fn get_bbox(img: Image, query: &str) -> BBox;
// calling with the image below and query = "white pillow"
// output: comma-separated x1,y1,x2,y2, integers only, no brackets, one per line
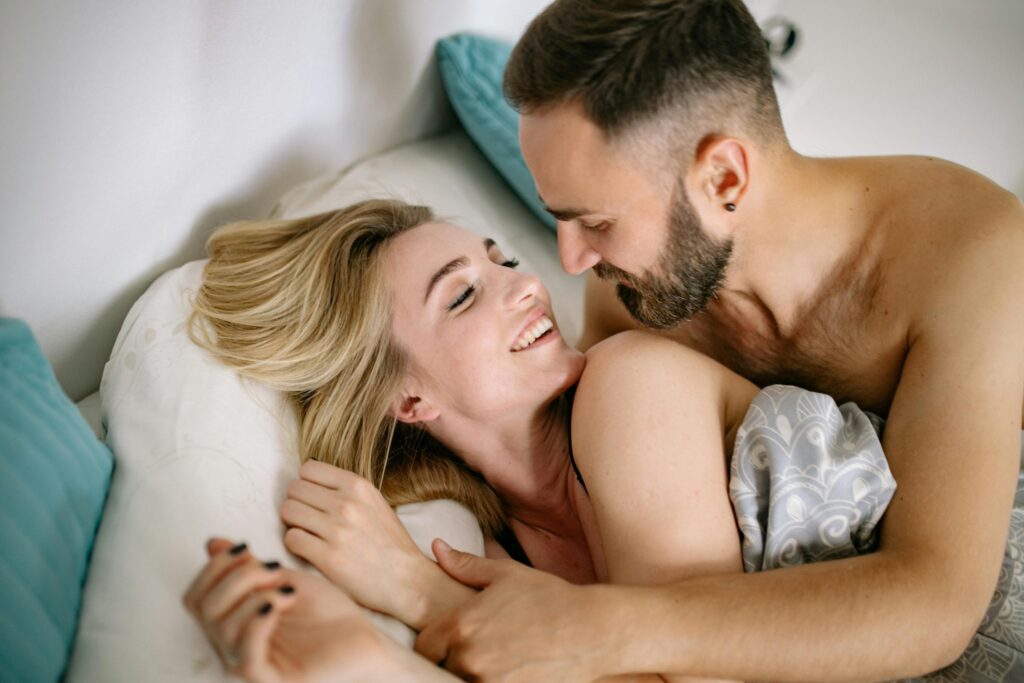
65,258,483,682
66,129,584,683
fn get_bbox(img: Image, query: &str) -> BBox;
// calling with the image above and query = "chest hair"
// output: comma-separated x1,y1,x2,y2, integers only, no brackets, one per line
683,246,908,415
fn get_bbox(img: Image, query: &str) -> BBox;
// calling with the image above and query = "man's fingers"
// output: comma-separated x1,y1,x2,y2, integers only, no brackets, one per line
414,616,451,664
433,538,505,589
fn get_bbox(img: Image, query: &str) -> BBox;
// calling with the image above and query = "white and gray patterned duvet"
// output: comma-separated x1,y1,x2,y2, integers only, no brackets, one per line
729,385,1024,682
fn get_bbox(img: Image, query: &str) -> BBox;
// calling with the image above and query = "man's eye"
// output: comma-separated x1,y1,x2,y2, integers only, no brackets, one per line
502,258,520,269
448,285,476,311
581,221,609,232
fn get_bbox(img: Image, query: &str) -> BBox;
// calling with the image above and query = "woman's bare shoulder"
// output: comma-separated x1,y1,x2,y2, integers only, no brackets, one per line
581,330,730,388
574,332,720,423
573,331,756,443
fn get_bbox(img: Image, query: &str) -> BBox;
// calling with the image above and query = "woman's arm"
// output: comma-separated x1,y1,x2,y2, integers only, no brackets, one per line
572,331,755,683
572,330,752,585
183,537,457,682
280,460,476,630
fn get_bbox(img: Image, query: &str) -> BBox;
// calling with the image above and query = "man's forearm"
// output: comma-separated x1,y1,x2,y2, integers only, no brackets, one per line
589,550,977,682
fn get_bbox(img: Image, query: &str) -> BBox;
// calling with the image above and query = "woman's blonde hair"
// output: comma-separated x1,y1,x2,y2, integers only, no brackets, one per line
188,199,506,535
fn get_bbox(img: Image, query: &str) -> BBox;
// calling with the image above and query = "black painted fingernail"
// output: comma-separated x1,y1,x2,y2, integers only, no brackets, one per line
258,602,273,616
263,560,281,570
278,584,295,595
228,542,248,556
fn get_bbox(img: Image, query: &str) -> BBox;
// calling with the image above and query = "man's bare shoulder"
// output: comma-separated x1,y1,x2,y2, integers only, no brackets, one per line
868,155,1020,230
866,156,1023,309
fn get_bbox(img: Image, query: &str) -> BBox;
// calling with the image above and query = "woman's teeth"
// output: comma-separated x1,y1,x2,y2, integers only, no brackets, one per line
512,316,554,351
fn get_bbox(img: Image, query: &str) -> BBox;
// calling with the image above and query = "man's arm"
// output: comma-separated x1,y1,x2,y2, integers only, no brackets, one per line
604,222,1024,680
418,223,1024,681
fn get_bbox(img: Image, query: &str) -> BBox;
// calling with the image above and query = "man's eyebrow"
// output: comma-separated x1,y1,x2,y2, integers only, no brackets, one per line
538,194,588,222
424,238,497,304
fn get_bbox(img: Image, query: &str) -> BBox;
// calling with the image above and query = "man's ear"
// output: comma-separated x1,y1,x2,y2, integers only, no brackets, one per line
391,393,441,425
690,136,749,217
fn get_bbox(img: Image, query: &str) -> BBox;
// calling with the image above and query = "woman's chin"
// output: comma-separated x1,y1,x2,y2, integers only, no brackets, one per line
555,348,587,391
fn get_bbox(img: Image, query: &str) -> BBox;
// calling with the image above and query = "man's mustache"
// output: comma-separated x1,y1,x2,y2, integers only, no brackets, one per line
593,262,637,286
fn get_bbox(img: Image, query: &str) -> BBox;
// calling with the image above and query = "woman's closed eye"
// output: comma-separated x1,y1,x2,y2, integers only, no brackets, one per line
448,285,476,311
447,257,520,311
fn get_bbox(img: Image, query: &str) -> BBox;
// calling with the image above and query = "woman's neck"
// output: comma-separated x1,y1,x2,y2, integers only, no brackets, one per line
498,393,581,535
441,391,582,537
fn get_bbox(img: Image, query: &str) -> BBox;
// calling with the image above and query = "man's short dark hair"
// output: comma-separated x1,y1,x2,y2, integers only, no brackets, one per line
505,0,784,153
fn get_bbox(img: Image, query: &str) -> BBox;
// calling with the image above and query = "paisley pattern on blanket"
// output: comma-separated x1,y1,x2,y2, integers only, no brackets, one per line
729,385,1024,682
729,385,895,573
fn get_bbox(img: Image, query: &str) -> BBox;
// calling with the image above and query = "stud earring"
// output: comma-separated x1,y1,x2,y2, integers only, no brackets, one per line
725,202,737,212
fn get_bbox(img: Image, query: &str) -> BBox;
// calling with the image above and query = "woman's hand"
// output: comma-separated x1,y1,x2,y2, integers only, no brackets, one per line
183,538,395,683
279,460,450,627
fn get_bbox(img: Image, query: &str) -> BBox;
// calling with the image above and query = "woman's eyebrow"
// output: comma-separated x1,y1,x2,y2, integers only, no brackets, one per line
423,238,496,304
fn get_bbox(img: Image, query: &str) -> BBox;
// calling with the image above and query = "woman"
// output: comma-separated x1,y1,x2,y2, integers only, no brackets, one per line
180,199,862,681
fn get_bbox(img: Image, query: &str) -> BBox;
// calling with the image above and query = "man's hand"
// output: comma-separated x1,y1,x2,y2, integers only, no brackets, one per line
416,540,610,682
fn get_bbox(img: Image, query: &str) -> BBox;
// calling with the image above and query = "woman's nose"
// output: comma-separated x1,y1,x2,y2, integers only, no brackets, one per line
557,222,602,275
505,269,542,308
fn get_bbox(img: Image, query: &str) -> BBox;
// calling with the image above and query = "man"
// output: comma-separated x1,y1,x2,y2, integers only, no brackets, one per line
416,0,1024,680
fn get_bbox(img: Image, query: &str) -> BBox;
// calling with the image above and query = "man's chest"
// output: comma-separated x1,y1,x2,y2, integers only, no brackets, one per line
672,289,910,416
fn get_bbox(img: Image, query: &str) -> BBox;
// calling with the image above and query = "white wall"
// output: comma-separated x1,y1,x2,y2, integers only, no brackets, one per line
773,0,1024,192
0,0,550,401
1,0,1022,401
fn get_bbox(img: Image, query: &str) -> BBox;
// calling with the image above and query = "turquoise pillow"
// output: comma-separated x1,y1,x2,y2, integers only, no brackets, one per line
436,33,556,232
0,318,113,683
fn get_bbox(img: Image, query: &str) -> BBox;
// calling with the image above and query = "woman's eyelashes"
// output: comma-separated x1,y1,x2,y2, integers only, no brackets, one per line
446,257,520,311
448,285,476,311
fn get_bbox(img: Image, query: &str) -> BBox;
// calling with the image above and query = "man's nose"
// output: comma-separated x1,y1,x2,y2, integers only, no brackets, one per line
556,222,601,275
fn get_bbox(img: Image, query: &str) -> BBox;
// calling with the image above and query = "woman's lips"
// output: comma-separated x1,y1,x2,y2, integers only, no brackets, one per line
513,326,560,352
511,313,556,351
511,307,549,349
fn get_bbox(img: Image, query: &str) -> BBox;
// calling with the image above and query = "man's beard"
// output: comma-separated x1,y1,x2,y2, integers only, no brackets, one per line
594,186,733,330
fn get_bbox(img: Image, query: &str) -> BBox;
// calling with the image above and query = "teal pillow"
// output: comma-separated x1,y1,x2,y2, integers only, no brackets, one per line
0,318,113,683
436,33,556,232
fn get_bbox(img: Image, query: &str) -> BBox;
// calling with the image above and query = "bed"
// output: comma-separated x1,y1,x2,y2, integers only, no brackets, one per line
63,125,581,683
2,3,1023,682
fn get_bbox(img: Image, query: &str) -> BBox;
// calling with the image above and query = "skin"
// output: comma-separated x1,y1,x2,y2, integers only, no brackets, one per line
412,100,1024,681
182,538,454,682
186,222,763,682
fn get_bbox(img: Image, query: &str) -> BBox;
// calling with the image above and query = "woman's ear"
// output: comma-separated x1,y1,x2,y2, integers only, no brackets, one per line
391,394,441,425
